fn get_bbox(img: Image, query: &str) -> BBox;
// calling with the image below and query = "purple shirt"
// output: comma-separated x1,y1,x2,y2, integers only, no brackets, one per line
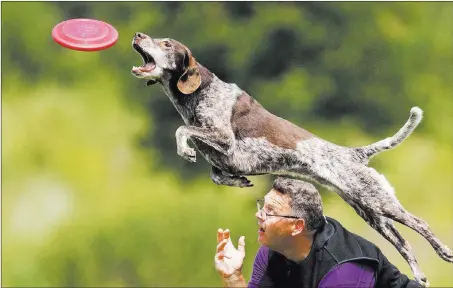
249,246,376,288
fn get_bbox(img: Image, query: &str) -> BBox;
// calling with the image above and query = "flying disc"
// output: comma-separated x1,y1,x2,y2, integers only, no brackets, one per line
52,18,118,51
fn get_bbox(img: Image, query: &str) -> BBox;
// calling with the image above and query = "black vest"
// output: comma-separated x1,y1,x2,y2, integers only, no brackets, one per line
260,217,418,288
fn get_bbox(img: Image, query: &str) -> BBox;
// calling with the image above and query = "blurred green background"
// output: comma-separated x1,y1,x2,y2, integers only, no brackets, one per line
2,2,453,287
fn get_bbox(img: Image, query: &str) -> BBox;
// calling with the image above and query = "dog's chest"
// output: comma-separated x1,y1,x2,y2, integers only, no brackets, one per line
166,77,242,126
162,86,198,124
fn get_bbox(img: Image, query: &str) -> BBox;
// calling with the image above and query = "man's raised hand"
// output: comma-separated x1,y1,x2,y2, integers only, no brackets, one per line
214,228,246,279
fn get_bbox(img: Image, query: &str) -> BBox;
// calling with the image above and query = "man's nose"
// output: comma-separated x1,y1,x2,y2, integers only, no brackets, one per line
256,210,264,220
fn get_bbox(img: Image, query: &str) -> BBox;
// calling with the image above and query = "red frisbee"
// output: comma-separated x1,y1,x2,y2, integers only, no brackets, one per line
52,18,118,51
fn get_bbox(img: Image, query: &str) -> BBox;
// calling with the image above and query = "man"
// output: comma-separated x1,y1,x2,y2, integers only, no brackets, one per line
214,177,423,288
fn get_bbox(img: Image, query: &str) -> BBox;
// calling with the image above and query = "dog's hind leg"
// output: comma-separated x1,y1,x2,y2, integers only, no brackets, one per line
381,219,428,286
382,205,453,264
348,202,427,286
210,166,253,188
340,164,453,264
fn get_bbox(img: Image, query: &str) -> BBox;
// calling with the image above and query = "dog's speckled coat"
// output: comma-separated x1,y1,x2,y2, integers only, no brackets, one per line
131,33,453,286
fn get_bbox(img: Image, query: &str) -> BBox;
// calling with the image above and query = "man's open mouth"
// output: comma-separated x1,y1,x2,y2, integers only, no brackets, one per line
133,44,156,72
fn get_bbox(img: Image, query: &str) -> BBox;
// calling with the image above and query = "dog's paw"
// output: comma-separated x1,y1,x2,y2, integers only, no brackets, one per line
440,246,453,262
415,273,429,287
210,172,254,188
232,175,254,188
178,147,196,163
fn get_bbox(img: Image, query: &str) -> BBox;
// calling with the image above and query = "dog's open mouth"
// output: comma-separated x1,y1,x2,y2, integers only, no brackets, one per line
133,44,156,72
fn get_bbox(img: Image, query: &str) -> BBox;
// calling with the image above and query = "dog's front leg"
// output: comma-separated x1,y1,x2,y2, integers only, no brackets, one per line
175,125,235,163
210,166,254,188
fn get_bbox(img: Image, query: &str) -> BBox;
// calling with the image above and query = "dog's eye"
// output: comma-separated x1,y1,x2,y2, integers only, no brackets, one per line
162,41,171,48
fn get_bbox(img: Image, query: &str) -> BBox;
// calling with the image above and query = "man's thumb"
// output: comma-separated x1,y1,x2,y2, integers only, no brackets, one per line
238,236,245,253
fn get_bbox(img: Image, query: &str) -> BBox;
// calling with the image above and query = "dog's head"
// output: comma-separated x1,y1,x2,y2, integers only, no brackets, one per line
131,32,201,94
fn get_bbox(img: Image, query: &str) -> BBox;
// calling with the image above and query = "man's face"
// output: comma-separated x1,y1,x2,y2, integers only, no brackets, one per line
256,189,298,249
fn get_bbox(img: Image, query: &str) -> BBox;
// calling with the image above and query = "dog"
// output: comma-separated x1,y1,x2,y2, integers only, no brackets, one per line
131,32,453,286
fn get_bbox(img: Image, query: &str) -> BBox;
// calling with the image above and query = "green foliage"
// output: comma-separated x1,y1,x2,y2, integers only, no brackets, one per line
2,2,452,287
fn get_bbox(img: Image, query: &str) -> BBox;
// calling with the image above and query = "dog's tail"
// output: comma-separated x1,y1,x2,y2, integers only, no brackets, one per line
359,107,423,159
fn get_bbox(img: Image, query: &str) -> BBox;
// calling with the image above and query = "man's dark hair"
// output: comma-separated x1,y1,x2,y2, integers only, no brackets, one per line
272,177,325,231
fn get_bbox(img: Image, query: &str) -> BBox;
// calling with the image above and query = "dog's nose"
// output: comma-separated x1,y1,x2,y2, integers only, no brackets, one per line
135,32,146,39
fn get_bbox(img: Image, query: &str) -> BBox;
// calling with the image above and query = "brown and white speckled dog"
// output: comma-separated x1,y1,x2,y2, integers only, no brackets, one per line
131,32,452,286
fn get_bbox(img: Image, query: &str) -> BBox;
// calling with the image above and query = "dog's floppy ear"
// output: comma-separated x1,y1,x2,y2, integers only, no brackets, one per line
177,49,201,95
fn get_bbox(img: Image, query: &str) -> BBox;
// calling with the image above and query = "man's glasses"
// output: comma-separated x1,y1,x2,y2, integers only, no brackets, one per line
256,199,300,221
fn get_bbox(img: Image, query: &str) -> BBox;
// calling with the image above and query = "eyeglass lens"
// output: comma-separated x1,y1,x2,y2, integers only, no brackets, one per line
257,200,266,220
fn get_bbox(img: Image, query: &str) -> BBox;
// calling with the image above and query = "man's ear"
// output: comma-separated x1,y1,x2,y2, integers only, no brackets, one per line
291,219,306,236
177,49,201,94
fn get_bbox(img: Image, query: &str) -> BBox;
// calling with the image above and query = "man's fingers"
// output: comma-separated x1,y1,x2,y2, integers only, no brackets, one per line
238,236,246,253
216,239,228,253
216,251,225,260
217,228,224,243
223,229,230,241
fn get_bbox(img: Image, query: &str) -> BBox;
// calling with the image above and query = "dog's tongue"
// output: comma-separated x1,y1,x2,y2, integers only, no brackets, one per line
140,62,155,72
